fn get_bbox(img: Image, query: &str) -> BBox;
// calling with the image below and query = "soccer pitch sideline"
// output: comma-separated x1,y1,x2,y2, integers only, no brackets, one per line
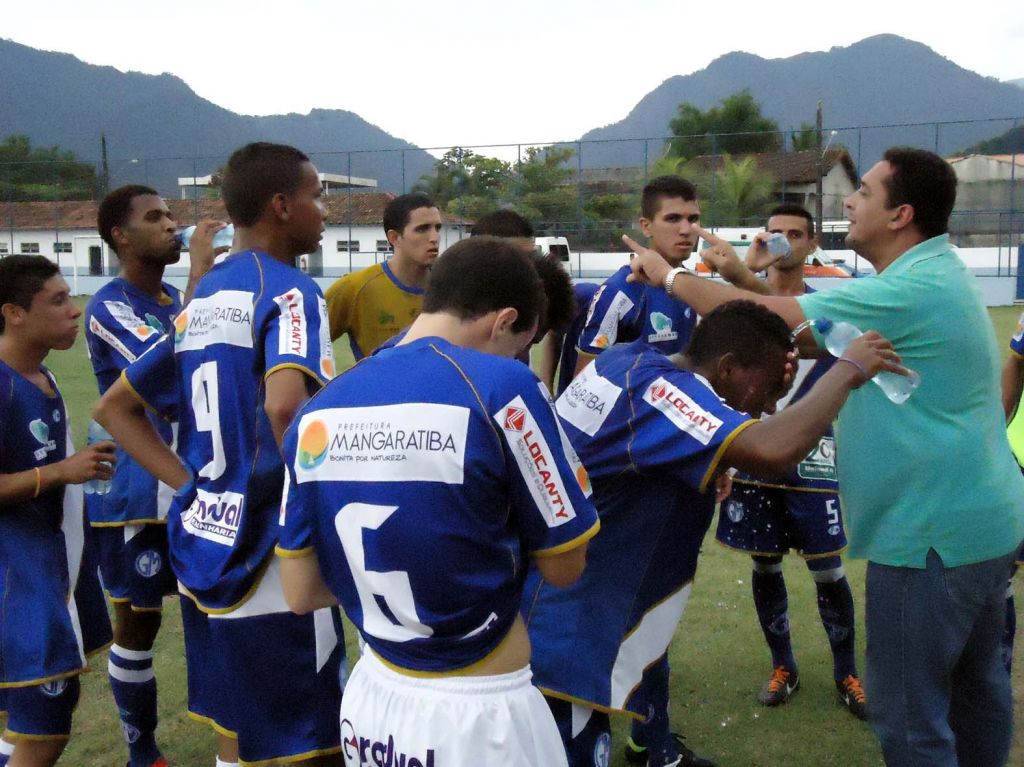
17,299,1024,766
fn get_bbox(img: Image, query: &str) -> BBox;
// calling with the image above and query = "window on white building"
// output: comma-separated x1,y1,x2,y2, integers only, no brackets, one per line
0,243,8,254
20,242,40,254
54,242,72,254
336,240,359,252
376,240,392,253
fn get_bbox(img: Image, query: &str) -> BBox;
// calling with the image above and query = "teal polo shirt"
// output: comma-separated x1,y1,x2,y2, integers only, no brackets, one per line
796,235,1024,567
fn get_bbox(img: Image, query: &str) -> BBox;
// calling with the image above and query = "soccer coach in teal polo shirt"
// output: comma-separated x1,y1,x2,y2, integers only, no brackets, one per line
622,147,1024,767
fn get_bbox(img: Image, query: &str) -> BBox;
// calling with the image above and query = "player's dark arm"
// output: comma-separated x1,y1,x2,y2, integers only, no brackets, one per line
265,368,318,451
280,553,338,613
537,330,562,391
533,542,588,588
94,376,190,490
724,332,903,477
0,444,116,505
182,220,226,304
1001,352,1024,422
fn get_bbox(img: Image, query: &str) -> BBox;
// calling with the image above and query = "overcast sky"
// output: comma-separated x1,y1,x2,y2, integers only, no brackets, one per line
5,0,1023,153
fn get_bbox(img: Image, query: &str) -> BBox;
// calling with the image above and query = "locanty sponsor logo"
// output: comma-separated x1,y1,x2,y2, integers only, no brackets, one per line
90,315,138,362
103,300,157,339
181,489,244,547
274,288,307,357
174,290,254,352
295,404,468,484
341,718,435,767
495,395,576,527
644,377,723,445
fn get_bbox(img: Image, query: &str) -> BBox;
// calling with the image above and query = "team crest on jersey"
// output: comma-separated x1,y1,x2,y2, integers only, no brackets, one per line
495,395,577,527
181,489,245,547
594,732,611,767
725,498,746,523
274,288,307,357
647,311,678,344
29,418,56,460
135,549,163,578
644,377,723,445
297,419,330,469
175,290,254,352
295,404,468,484
340,719,435,767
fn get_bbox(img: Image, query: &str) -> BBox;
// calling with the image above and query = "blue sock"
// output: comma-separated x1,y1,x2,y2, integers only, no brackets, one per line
108,644,162,767
814,575,857,680
631,655,673,766
752,561,797,673
0,736,14,767
1003,583,1016,674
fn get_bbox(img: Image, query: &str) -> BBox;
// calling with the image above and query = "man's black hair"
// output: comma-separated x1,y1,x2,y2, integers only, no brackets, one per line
471,209,534,239
97,184,161,253
221,142,311,227
641,176,698,220
423,237,544,334
532,253,574,336
686,300,793,368
767,203,815,238
383,193,437,237
0,255,61,333
881,147,957,240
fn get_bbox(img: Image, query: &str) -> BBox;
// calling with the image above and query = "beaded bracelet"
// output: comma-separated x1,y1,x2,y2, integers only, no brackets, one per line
837,357,869,383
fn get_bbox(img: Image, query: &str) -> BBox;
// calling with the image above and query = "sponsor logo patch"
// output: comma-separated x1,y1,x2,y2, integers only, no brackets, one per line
643,377,723,445
103,300,157,340
174,290,254,352
539,382,591,497
274,288,307,357
295,404,468,484
340,718,435,767
181,489,245,547
589,290,633,350
89,315,139,362
317,296,336,379
29,418,57,461
495,395,576,527
555,364,621,437
797,436,837,481
647,311,679,344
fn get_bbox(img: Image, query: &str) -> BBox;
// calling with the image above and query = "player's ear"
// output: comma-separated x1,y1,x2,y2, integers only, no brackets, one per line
386,228,401,249
269,192,289,222
491,307,519,340
638,217,652,238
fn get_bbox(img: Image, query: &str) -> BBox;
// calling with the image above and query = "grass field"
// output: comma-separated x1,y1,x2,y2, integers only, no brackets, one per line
18,300,1024,766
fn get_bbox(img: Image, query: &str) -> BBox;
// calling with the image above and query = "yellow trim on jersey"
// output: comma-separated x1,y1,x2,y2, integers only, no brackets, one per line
699,419,758,493
0,667,85,690
536,688,645,722
85,640,113,660
187,710,238,738
90,518,167,527
532,519,601,558
374,623,522,679
713,538,848,560
178,555,272,615
731,477,837,494
129,605,164,614
119,369,160,416
240,745,343,767
105,594,131,603
1011,349,1024,359
429,343,504,450
274,545,315,559
265,362,327,387
3,729,69,742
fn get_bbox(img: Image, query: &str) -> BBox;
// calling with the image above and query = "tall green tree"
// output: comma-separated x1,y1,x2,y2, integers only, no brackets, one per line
713,155,775,225
790,123,819,151
0,135,100,201
666,90,782,160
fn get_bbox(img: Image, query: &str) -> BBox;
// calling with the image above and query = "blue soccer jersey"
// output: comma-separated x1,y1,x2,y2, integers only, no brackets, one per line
525,341,754,716
278,336,599,673
1010,310,1024,357
576,266,696,357
85,278,181,525
124,250,335,612
555,281,600,397
0,362,111,687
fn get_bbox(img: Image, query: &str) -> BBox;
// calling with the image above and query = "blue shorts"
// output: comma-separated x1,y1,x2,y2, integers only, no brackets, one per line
716,480,847,558
95,523,176,610
180,565,344,765
2,676,81,739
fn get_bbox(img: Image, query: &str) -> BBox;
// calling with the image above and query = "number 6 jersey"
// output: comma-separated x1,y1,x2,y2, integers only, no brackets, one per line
123,250,335,612
278,337,599,673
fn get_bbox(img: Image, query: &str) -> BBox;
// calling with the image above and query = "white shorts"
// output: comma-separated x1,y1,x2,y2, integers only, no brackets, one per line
340,649,568,767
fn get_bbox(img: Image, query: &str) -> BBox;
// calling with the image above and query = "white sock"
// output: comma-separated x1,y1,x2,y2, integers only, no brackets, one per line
215,759,239,767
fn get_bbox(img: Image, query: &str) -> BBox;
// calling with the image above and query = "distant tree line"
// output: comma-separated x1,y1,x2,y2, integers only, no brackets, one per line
0,135,101,201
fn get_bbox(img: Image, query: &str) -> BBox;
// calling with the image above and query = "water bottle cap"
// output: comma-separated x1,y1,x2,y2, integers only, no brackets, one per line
814,317,834,334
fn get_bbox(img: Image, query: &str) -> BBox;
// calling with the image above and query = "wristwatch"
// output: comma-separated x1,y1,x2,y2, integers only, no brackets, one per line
663,266,689,295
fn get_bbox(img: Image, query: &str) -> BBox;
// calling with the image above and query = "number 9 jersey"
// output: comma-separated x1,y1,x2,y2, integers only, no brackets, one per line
123,250,335,611
278,336,599,673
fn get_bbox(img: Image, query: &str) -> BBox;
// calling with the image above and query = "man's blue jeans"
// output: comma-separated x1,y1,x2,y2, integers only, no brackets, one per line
865,548,1016,767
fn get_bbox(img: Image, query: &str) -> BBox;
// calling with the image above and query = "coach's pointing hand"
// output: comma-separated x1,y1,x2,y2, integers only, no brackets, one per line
623,235,672,287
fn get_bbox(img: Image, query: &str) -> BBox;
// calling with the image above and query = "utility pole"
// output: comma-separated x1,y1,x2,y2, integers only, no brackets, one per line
815,101,824,237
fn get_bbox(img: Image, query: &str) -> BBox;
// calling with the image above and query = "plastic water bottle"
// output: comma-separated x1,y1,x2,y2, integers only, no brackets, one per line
806,317,920,404
766,232,792,259
176,224,234,251
85,420,114,495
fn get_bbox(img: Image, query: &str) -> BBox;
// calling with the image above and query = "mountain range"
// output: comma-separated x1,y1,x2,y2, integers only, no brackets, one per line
2,34,1023,194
